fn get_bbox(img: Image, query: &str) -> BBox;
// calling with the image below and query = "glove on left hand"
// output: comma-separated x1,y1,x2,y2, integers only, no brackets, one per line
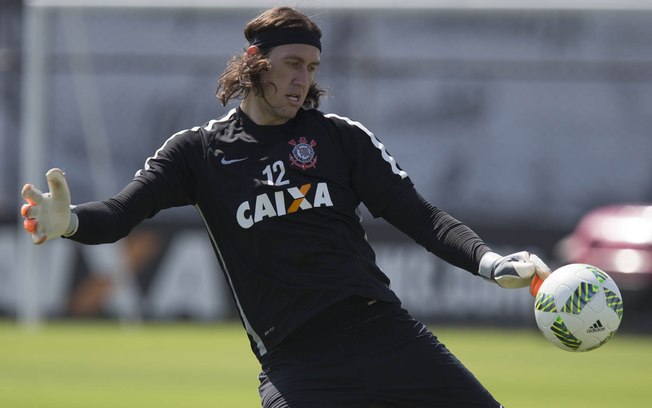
479,251,551,289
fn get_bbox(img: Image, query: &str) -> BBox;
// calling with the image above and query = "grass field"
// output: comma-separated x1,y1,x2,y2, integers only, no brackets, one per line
1,320,651,407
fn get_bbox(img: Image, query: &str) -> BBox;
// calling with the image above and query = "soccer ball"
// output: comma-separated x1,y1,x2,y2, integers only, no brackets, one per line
534,264,624,352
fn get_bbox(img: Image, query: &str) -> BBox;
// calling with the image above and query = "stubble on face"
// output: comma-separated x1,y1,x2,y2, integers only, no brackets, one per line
242,44,320,126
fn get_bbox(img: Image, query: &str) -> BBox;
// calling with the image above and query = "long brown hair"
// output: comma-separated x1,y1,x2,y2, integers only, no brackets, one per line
216,7,327,109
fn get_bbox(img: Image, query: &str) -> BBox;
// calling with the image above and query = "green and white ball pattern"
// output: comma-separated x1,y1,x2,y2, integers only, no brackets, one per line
534,264,623,352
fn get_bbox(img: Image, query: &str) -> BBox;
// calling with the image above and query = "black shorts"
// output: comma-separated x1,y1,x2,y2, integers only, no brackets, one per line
258,298,502,408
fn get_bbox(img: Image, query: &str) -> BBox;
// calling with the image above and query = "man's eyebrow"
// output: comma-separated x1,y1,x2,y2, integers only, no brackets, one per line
285,55,321,66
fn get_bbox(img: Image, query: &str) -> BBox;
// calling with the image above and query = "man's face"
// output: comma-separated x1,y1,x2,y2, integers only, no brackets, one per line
247,43,320,125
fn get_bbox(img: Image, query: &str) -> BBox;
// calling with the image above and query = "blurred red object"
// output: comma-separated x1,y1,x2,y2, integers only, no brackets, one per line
557,204,652,291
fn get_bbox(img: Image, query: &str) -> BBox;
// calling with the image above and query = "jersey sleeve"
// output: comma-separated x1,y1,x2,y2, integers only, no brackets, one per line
380,185,491,274
68,128,203,244
132,127,202,212
69,180,155,244
327,114,413,217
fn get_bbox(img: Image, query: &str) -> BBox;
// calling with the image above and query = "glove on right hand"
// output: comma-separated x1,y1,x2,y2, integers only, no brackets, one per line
479,251,551,289
20,168,75,244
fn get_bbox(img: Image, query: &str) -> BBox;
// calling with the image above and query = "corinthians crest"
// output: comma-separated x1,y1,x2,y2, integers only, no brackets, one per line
288,137,317,170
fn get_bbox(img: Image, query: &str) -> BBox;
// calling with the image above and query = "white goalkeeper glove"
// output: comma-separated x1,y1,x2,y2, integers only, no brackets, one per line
20,168,78,244
478,251,551,289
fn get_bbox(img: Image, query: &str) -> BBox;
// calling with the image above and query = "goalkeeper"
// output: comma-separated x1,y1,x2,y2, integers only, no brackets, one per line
20,6,550,408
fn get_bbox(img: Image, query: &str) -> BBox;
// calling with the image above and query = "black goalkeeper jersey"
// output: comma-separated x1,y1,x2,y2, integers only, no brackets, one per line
143,107,412,356
70,107,490,359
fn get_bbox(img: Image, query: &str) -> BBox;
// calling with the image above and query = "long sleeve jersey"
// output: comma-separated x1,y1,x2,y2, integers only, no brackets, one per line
70,107,490,359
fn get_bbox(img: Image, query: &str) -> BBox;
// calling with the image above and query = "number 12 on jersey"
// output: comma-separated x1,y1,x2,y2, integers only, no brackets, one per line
262,161,290,186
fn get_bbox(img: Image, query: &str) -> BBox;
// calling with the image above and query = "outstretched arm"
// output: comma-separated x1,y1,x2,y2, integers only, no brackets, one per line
67,180,156,244
380,185,550,287
380,185,489,273
21,169,155,245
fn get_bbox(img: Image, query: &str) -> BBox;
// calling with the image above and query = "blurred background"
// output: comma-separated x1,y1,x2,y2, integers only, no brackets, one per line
1,0,651,331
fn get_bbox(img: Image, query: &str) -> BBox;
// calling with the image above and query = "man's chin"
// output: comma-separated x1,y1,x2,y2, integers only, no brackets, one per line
280,106,301,119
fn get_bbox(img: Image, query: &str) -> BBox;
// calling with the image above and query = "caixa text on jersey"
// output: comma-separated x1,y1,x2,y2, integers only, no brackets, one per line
236,182,334,229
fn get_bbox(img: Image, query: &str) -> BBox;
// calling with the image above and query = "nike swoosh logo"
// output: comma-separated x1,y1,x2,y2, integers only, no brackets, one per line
221,157,248,165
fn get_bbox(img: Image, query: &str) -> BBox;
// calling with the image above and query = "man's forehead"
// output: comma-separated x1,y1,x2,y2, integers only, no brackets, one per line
271,44,321,62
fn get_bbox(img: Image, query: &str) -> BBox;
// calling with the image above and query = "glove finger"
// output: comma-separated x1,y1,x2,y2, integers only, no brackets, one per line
23,218,38,234
46,168,71,204
23,213,46,244
494,272,532,288
21,204,32,218
529,254,551,280
511,260,536,279
21,184,44,205
506,251,530,263
28,205,41,219
32,232,47,245
493,258,536,288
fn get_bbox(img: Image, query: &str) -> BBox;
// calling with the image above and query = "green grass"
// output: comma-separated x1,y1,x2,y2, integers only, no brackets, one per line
435,327,652,408
0,321,260,408
0,321,650,407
